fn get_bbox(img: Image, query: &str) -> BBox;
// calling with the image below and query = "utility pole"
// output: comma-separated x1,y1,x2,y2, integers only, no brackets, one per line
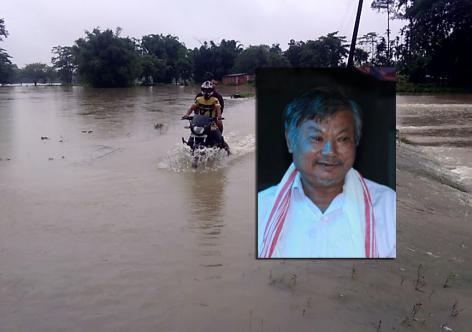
347,0,364,67
386,0,391,64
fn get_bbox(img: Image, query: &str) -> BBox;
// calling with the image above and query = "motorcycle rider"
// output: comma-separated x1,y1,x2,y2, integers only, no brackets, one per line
183,81,228,152
196,79,224,114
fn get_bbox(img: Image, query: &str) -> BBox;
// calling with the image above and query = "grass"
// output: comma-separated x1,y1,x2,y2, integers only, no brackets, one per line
397,75,472,94
443,272,458,288
396,135,416,145
415,264,426,292
396,129,416,145
401,302,424,326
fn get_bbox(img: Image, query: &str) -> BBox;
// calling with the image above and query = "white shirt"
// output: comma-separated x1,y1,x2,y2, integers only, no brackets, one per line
258,173,396,258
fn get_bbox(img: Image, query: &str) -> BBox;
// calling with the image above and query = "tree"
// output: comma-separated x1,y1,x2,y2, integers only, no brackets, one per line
371,0,397,65
285,40,305,67
45,66,58,84
191,42,214,83
354,48,370,66
232,46,266,74
358,32,378,63
20,63,50,85
138,54,169,84
190,39,243,83
297,32,349,67
232,44,289,74
372,37,391,66
72,28,141,87
141,34,191,83
0,18,8,41
51,46,76,84
211,39,243,79
138,54,159,85
267,44,290,67
0,48,15,83
0,18,14,83
398,0,472,85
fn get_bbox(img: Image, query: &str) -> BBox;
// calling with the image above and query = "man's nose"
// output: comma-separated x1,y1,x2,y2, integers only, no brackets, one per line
321,140,334,155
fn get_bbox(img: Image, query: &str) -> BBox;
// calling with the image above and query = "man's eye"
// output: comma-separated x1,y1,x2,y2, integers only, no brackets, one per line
309,136,323,142
339,136,351,142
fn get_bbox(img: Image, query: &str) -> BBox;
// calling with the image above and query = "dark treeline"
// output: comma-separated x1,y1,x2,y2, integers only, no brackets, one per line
0,28,352,87
1,0,471,88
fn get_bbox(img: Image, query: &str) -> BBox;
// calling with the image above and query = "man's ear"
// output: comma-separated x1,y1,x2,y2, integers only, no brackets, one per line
285,130,293,154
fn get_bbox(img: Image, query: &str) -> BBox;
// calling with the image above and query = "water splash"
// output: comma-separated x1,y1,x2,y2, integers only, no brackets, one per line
224,132,255,157
158,133,255,172
451,166,472,180
157,145,226,172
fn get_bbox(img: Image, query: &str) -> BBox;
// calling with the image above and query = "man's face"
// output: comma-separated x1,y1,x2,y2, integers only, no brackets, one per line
286,110,357,189
202,88,212,99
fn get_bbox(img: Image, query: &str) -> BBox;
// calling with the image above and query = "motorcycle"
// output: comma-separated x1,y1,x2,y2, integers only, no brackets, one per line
181,114,230,168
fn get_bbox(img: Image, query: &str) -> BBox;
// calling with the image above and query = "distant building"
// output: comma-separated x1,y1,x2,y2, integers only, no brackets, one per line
222,73,255,85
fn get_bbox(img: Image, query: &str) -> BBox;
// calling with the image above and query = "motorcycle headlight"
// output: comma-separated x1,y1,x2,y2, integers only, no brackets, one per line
193,126,204,135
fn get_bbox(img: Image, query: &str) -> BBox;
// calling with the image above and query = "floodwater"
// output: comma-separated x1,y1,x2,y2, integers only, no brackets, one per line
0,85,259,331
1,87,471,331
397,94,472,191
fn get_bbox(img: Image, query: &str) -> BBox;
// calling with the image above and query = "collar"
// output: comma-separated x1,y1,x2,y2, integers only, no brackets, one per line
291,171,345,215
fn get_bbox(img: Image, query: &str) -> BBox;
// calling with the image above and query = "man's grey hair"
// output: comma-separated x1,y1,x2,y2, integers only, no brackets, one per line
283,87,363,146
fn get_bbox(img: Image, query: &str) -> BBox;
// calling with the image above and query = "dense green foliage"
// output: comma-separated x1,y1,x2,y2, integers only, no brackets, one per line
72,28,140,87
362,0,472,87
285,32,349,67
51,46,76,84
400,0,472,86
140,34,191,84
232,44,289,74
0,48,14,83
191,39,243,82
19,63,55,85
0,18,15,84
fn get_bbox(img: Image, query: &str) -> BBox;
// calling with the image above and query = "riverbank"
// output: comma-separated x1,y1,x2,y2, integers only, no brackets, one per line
397,76,472,94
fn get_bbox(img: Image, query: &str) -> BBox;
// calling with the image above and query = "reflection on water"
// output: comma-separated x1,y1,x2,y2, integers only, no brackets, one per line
183,170,227,269
397,94,472,190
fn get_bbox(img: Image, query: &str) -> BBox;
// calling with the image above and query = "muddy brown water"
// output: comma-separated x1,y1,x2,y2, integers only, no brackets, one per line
397,94,472,191
0,85,259,331
1,87,471,331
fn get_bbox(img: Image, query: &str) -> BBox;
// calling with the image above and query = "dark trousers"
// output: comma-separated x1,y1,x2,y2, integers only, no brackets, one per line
209,128,223,146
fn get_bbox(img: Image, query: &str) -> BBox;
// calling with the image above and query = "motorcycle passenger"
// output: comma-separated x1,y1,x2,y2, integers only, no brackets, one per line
183,81,225,147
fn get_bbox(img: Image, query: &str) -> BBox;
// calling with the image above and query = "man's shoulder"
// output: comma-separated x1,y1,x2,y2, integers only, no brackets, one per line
364,178,396,204
258,185,277,229
258,186,277,215
258,185,277,201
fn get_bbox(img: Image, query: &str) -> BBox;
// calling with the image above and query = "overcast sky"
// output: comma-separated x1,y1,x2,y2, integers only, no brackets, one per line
2,0,406,67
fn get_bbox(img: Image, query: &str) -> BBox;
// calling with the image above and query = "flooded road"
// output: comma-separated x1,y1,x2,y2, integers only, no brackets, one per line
1,88,471,331
0,86,259,331
397,94,472,191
